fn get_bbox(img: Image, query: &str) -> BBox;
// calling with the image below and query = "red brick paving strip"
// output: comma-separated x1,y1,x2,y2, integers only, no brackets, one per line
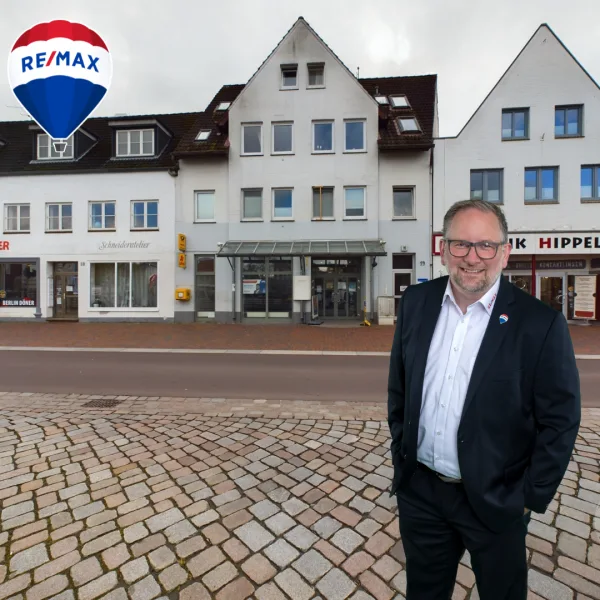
0,322,597,353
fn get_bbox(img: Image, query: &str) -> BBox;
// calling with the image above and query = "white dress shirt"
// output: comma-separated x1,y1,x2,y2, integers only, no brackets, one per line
416,275,501,479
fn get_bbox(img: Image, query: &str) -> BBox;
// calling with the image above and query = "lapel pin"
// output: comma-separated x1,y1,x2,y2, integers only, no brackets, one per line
499,314,508,325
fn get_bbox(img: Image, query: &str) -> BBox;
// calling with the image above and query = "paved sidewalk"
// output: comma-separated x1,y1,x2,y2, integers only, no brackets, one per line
0,321,598,355
0,394,598,600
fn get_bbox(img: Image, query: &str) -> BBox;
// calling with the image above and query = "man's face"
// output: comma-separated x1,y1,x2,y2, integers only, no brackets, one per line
440,208,511,296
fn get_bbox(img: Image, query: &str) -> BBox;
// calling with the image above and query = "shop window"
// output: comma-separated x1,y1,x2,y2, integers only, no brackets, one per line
90,262,157,308
0,262,37,307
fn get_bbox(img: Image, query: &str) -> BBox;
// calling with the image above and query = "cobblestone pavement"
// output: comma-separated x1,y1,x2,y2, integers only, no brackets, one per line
0,393,599,600
0,321,597,354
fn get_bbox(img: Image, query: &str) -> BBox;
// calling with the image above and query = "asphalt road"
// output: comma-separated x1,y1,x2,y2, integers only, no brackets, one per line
0,350,598,407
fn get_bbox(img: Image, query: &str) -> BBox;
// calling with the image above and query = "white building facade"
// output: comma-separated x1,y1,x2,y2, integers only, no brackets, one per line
173,18,437,324
433,24,600,323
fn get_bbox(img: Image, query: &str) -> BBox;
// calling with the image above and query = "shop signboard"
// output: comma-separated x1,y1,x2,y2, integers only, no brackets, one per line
574,275,597,319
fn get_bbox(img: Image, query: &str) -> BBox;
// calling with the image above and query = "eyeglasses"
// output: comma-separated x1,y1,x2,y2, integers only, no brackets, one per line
445,239,505,260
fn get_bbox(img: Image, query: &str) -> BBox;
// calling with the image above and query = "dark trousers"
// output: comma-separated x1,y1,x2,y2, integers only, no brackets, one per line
396,463,531,600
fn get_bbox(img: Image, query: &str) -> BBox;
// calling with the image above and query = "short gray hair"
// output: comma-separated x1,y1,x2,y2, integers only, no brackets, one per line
442,199,509,243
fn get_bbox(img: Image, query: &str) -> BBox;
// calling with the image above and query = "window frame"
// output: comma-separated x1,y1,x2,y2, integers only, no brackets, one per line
195,130,211,141
89,261,159,311
307,63,325,88
555,105,584,138
581,165,600,202
36,133,74,160
397,117,421,133
501,108,529,140
524,167,559,204
88,201,116,231
4,203,30,233
241,123,263,156
242,188,263,221
280,64,298,89
271,122,294,155
344,186,366,220
344,119,366,153
469,169,504,204
271,187,294,221
392,187,415,219
312,120,335,154
312,186,335,221
194,191,216,223
45,202,73,232
130,200,159,231
115,129,155,157
216,102,231,111
390,95,410,108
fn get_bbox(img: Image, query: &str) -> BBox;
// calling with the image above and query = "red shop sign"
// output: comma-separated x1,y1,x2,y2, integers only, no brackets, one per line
0,241,9,251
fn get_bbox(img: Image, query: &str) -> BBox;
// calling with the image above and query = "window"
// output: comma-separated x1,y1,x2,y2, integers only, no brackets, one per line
502,109,529,139
0,262,37,307
307,63,324,87
90,262,157,308
281,64,298,88
242,189,263,220
116,129,154,157
313,121,334,153
581,166,600,201
312,187,334,220
524,167,558,203
131,201,158,230
344,120,365,152
375,96,389,105
4,204,30,232
393,188,414,218
89,201,116,230
272,188,293,220
272,123,293,154
195,191,215,221
195,130,211,141
216,102,231,111
470,169,503,203
390,96,410,108
46,203,72,232
344,187,365,218
398,118,420,132
37,134,73,160
242,123,262,155
555,105,583,137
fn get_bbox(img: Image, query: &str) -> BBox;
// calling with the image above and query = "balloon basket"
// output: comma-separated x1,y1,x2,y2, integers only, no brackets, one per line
52,139,68,154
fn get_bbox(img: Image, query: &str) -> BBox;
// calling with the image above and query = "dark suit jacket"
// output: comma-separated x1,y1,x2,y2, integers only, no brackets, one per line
388,274,581,532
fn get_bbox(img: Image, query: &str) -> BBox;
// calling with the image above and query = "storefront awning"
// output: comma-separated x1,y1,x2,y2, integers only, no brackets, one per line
215,240,387,257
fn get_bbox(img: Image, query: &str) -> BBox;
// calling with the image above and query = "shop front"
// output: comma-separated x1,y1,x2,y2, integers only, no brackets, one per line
311,258,362,319
0,255,41,319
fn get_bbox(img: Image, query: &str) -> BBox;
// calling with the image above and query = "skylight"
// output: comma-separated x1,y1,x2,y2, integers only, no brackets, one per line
375,96,388,104
398,117,420,132
216,102,231,111
390,95,410,108
196,130,211,141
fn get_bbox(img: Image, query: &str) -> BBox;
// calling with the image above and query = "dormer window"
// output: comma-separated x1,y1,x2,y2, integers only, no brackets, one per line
398,118,421,132
390,95,410,108
37,133,73,160
195,130,211,141
116,129,154,157
216,102,231,111
281,64,298,89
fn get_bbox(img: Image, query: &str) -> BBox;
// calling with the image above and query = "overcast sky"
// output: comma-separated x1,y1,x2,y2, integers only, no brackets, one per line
2,0,599,137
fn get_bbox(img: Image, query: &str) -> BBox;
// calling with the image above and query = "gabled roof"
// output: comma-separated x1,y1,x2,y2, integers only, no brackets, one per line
172,85,244,158
359,75,437,150
442,23,600,140
0,111,199,176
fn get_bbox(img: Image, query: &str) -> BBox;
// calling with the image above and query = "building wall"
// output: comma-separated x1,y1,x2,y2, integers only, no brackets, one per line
0,171,176,320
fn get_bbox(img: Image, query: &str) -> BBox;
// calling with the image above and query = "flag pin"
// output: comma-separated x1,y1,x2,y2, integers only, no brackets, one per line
499,314,509,325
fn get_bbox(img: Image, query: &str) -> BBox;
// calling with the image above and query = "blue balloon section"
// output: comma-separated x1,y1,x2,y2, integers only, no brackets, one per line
13,76,107,140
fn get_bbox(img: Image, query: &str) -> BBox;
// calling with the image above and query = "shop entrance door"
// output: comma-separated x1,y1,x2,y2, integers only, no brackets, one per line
538,274,566,316
313,275,359,318
53,262,78,319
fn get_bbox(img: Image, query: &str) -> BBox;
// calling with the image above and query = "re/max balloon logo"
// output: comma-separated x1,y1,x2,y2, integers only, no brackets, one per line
21,51,101,73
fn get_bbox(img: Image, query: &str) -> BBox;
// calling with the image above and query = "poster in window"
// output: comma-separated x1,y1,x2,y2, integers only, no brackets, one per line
574,275,597,319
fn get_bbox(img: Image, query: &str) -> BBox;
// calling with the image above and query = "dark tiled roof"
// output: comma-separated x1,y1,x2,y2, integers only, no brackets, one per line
0,111,200,175
359,74,437,150
172,85,245,157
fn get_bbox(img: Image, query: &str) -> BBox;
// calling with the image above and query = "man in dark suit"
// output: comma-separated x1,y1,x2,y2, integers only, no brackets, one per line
387,199,581,599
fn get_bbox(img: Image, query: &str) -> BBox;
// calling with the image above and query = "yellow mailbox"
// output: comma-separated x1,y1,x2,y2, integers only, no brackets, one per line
178,234,186,251
175,288,191,301
178,253,186,269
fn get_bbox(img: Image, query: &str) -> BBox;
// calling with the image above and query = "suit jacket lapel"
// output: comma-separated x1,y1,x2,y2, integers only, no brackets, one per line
409,276,448,423
460,275,515,421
